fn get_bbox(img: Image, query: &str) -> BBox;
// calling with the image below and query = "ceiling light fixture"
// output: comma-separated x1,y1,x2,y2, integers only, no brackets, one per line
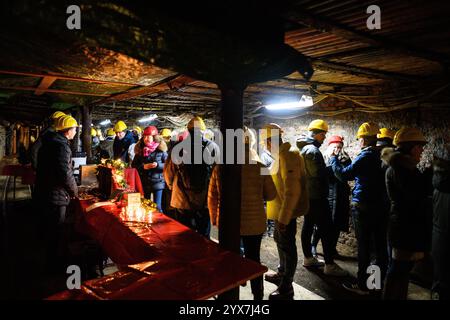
264,95,314,110
138,114,158,123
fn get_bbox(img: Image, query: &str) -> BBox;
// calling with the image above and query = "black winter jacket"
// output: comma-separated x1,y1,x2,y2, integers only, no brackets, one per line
132,140,168,191
326,154,351,231
113,130,134,163
384,149,432,252
35,131,78,206
297,135,329,200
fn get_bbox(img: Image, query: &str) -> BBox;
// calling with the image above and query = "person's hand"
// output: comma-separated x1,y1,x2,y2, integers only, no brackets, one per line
144,162,157,170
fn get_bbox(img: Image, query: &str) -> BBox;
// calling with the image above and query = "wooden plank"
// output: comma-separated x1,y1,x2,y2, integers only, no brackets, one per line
34,76,57,95
284,9,450,65
0,70,139,87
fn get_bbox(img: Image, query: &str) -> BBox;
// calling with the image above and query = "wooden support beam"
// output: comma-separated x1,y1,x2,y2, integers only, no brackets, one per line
217,84,245,300
34,76,57,95
312,59,420,82
0,86,109,97
81,105,93,164
284,9,450,65
93,74,195,105
0,70,139,87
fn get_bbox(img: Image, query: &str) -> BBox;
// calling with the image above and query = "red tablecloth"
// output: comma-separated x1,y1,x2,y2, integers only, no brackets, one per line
48,199,267,300
1,164,35,184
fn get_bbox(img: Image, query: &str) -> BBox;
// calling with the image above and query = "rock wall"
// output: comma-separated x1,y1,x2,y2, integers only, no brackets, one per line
0,125,5,160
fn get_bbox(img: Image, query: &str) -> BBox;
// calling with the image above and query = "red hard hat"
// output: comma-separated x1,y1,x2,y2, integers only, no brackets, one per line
328,135,344,145
143,126,158,136
178,130,189,142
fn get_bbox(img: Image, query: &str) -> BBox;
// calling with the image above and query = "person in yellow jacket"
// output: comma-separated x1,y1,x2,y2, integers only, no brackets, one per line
208,127,276,300
261,123,309,300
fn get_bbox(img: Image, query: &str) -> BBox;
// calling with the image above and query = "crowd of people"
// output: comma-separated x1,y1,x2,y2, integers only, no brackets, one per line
30,110,449,301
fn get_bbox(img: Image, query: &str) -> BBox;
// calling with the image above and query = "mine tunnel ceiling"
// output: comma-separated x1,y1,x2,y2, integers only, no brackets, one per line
0,0,449,125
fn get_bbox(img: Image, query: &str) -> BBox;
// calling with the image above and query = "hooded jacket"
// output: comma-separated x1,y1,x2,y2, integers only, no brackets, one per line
113,130,135,163
297,134,329,200
267,142,309,225
132,138,168,191
383,148,432,252
34,131,78,206
208,149,277,236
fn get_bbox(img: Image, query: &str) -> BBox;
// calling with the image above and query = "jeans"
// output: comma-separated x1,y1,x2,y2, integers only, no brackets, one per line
301,199,335,264
174,208,211,238
274,218,297,289
241,235,264,299
352,202,388,289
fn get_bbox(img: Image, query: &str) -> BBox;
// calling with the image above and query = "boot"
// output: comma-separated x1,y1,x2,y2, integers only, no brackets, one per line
269,284,294,300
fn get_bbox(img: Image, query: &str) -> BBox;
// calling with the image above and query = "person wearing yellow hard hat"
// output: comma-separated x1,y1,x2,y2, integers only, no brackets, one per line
330,121,389,295
97,128,116,160
377,127,396,148
131,126,143,143
113,120,134,162
296,119,348,277
30,110,67,169
163,115,220,238
381,127,429,300
34,114,79,275
259,123,309,300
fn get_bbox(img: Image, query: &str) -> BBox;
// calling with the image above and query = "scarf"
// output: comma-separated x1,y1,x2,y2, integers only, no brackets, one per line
143,141,159,157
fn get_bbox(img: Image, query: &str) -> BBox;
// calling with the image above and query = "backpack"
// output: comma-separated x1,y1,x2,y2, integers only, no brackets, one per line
176,139,213,193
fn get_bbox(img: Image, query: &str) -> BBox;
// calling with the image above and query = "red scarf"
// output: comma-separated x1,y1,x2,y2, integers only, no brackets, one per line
143,141,159,157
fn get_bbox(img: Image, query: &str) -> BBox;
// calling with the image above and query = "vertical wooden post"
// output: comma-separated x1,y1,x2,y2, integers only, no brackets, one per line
217,84,245,300
81,105,92,163
72,108,82,154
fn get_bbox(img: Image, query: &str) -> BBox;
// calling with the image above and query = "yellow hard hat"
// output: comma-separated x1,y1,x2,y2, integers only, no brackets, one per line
51,111,66,120
377,128,396,140
187,116,206,131
114,120,127,133
393,127,427,146
160,128,172,138
260,123,284,141
106,128,115,136
308,119,329,132
356,122,380,139
91,128,97,136
55,115,78,131
133,126,142,134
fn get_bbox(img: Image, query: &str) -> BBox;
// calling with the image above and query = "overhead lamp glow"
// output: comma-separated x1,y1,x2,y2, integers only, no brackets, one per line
265,95,314,110
99,119,111,126
138,114,158,123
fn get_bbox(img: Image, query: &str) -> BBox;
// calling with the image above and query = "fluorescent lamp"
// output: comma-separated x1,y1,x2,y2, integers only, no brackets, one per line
265,95,313,110
99,119,111,126
138,114,158,123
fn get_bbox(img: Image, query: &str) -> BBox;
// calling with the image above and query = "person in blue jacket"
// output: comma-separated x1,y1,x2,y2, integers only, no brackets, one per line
330,122,388,295
112,120,135,163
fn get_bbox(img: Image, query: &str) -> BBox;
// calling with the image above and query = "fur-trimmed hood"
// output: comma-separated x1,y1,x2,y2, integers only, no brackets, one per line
381,147,417,171
134,135,168,155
